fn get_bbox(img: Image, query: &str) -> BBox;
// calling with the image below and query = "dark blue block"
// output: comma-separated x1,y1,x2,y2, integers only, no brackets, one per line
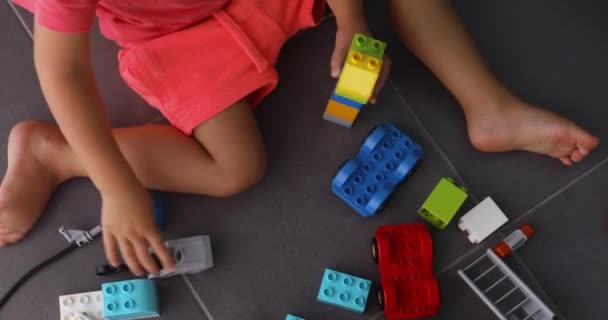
152,196,166,231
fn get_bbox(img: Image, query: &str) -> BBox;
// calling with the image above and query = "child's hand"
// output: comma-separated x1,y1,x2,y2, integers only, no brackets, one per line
330,19,391,104
101,181,175,276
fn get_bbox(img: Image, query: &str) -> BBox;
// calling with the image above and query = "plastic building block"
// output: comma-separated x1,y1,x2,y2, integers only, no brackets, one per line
335,50,382,104
322,33,386,127
458,249,554,320
418,177,468,229
285,314,306,320
330,92,362,109
149,235,213,279
458,197,509,243
324,99,359,123
351,33,386,60
373,224,439,319
152,196,165,231
332,123,422,217
59,290,105,320
317,268,371,313
102,279,159,320
322,113,353,128
493,224,535,258
59,225,102,247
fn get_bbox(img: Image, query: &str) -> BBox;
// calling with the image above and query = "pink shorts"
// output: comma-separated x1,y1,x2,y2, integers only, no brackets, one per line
118,0,325,135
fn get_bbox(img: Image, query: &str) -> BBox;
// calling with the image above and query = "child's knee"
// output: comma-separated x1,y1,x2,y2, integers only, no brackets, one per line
215,149,267,197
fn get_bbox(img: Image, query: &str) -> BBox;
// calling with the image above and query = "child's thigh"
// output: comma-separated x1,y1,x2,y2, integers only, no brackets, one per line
191,99,266,169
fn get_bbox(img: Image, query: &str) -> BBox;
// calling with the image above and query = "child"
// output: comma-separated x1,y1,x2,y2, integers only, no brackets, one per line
0,0,381,275
382,0,599,166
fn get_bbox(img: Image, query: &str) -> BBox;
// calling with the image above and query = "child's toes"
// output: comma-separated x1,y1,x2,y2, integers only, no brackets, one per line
0,230,24,246
570,149,584,162
560,157,573,166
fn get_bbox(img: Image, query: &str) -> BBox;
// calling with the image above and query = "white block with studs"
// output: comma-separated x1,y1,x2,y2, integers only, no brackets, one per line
59,290,105,320
458,197,509,244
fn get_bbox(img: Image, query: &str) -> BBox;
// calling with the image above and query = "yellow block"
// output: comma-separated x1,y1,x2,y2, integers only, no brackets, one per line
324,99,360,122
335,50,382,104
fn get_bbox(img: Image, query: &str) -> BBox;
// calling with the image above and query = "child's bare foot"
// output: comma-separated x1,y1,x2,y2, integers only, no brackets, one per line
0,121,67,246
466,97,599,165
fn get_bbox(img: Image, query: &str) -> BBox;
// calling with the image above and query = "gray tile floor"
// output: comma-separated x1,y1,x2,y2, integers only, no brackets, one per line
1,1,605,319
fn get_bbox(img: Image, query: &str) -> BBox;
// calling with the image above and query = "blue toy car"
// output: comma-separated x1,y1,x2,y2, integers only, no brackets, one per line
332,123,423,217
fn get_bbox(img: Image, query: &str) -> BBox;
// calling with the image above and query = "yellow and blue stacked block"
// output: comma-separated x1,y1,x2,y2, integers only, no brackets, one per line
323,33,386,127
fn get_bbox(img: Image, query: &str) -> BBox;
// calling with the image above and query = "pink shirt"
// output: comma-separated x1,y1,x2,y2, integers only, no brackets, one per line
14,0,230,47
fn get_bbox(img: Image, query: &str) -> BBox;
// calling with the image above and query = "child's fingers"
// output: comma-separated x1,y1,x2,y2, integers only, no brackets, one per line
133,237,161,274
148,234,175,271
330,46,347,78
331,32,350,78
118,239,145,276
370,57,392,104
103,233,120,267
560,157,573,166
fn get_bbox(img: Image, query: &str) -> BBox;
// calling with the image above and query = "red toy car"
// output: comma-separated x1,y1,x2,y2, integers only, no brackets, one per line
372,223,440,319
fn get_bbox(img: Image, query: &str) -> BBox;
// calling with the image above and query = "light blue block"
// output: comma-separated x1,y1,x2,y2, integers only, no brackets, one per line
317,268,371,313
286,314,306,320
102,279,159,320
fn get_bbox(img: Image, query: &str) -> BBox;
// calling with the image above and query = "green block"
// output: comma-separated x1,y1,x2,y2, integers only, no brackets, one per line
418,177,468,229
350,33,386,60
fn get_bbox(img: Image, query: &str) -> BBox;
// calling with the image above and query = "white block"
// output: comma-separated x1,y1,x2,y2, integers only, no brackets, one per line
149,235,214,279
458,197,508,244
59,290,105,320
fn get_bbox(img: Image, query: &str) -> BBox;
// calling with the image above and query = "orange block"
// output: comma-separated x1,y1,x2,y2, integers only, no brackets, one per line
324,99,360,122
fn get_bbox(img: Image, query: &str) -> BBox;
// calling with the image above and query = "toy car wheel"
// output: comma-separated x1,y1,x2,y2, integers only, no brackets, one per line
96,264,114,276
376,195,390,213
377,287,385,309
334,160,348,176
371,238,379,264
406,160,421,178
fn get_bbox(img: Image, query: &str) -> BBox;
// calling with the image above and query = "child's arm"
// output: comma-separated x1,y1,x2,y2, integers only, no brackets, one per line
33,23,174,275
326,0,390,103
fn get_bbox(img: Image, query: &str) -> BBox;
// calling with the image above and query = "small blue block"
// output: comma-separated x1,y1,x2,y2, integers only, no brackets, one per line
331,92,363,110
286,314,306,320
152,196,166,231
102,279,159,320
332,123,423,217
317,268,371,313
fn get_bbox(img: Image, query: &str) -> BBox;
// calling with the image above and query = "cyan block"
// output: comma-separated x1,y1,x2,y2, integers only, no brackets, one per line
317,268,371,313
330,93,362,110
332,123,423,217
286,315,306,320
102,279,159,320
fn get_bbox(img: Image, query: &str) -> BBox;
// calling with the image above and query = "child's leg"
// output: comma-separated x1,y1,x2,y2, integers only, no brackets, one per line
388,0,598,165
0,99,266,245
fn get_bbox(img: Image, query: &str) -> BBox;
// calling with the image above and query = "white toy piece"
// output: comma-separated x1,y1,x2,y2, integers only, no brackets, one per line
458,249,555,320
149,235,213,279
59,290,104,320
458,197,508,244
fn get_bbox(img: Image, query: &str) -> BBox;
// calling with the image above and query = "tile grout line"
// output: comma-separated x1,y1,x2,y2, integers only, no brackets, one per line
6,0,33,40
181,275,215,320
387,79,481,204
491,157,608,320
437,230,506,276
509,252,568,320
504,156,608,230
